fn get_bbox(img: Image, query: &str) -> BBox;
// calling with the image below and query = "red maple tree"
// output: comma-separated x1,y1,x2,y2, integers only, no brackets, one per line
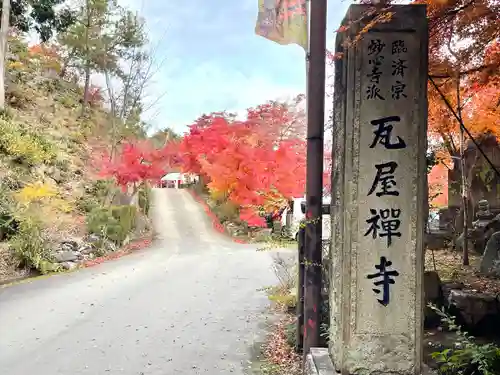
97,141,165,193
173,107,306,226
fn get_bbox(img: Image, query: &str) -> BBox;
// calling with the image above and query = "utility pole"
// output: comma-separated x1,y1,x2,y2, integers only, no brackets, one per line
303,0,327,359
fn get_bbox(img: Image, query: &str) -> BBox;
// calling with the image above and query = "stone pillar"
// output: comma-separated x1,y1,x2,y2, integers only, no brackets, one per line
330,4,428,375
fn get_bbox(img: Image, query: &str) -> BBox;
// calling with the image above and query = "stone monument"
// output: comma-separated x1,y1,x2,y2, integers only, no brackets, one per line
306,4,428,375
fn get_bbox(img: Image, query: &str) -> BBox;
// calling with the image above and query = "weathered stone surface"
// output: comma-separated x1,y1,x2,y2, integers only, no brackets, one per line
60,239,80,250
61,261,77,270
329,4,427,374
79,244,95,255
54,251,78,263
304,348,335,375
480,230,500,274
447,290,499,327
424,271,443,328
438,281,500,336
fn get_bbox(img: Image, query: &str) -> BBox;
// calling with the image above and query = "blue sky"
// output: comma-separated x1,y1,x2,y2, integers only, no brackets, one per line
121,0,351,134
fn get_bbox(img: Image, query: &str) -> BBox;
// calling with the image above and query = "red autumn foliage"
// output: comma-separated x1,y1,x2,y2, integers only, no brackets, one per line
97,141,166,191
170,99,310,226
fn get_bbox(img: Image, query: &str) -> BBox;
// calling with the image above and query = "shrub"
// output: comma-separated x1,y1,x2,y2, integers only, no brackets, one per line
86,205,137,245
14,182,57,205
57,94,77,108
0,184,18,240
0,119,57,166
429,304,500,375
86,179,113,201
9,217,54,273
111,205,136,236
76,195,99,213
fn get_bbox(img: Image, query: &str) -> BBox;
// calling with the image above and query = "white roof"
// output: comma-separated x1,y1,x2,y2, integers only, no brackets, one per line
161,172,182,181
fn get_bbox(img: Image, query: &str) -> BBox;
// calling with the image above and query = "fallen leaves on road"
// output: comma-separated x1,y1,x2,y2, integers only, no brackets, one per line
262,315,301,375
82,238,152,268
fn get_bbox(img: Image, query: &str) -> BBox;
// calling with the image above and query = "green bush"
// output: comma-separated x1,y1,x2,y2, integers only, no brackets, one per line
429,305,500,375
76,195,99,213
86,205,137,245
0,119,57,166
56,94,77,108
9,217,56,273
0,185,18,240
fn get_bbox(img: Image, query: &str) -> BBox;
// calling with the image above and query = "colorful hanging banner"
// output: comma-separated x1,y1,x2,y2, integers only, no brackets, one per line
255,0,308,51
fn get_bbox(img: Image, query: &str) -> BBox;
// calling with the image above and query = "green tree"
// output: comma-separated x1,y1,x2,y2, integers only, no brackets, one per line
0,0,75,110
150,128,181,149
1,0,75,42
58,0,146,116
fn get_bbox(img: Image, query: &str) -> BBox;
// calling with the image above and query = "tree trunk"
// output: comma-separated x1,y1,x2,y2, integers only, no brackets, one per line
0,0,11,111
80,0,91,116
81,62,91,116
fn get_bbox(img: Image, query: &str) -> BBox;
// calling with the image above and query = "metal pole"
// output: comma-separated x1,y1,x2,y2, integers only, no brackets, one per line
303,0,327,359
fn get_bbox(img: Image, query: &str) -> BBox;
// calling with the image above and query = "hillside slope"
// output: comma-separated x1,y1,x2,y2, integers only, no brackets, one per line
0,37,151,282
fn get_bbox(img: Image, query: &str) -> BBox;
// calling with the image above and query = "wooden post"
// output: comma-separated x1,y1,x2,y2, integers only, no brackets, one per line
303,0,327,358
296,226,306,352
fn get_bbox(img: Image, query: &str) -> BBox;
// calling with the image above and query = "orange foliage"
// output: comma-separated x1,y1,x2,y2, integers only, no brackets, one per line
422,0,500,165
169,99,309,226
28,43,62,72
429,163,449,207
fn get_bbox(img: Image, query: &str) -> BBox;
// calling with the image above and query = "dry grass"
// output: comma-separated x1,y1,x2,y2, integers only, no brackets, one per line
425,248,500,294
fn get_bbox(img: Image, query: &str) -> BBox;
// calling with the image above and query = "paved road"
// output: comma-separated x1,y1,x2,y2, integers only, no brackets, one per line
0,189,287,375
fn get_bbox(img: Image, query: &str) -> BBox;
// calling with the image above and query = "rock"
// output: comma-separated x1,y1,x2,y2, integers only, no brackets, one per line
425,271,443,301
79,244,95,255
59,241,78,252
83,234,101,244
480,230,500,274
424,271,443,328
54,251,78,263
100,240,117,253
61,261,77,270
447,289,500,336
